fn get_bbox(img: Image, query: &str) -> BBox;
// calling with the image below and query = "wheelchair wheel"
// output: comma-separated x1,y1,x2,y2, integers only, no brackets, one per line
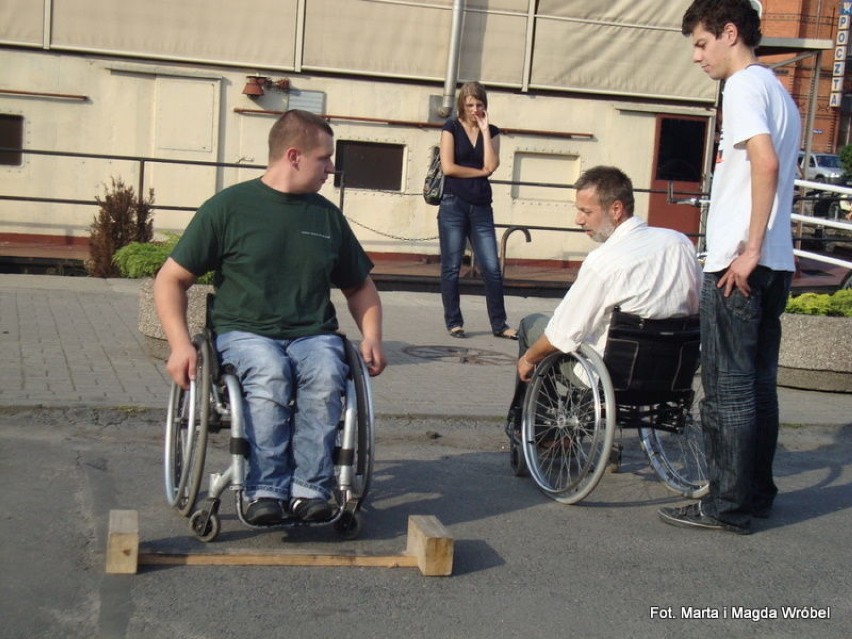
639,373,709,499
334,511,363,541
521,345,616,504
163,336,211,516
344,341,375,503
189,508,220,543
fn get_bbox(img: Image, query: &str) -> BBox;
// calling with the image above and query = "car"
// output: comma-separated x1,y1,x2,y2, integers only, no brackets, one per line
798,152,844,183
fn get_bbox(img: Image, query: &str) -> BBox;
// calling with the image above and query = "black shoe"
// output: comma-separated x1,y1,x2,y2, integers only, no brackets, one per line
290,497,333,522
752,505,772,519
606,443,623,473
658,503,751,535
245,498,285,525
504,406,521,440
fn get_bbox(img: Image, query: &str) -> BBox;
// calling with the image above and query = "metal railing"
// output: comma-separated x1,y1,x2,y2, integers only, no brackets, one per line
2,147,849,287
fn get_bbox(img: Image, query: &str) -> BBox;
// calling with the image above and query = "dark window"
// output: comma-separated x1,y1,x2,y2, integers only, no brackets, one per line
655,118,706,183
0,114,23,166
334,140,404,190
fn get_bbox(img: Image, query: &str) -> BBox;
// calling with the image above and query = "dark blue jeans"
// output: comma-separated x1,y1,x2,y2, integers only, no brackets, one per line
438,193,509,333
699,267,792,527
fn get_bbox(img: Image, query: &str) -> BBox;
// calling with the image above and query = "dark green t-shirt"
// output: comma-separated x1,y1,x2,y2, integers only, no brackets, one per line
171,178,373,339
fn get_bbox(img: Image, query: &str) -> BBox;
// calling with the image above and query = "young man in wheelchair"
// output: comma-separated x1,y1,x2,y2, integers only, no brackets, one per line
155,109,386,526
507,166,702,435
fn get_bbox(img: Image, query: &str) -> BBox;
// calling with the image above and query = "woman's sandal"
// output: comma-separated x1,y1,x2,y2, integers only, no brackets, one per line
449,326,466,338
493,327,518,340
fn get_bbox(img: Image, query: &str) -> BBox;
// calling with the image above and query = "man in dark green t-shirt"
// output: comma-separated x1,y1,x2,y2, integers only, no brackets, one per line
155,110,386,525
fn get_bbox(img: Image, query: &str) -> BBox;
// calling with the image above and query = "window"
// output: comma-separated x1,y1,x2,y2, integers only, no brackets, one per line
655,118,706,183
0,114,24,166
334,140,404,190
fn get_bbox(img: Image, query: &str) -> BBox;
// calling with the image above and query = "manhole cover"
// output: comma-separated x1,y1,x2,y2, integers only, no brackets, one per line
402,345,516,366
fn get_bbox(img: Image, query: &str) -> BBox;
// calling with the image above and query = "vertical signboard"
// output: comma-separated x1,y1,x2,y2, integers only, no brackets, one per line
832,5,852,107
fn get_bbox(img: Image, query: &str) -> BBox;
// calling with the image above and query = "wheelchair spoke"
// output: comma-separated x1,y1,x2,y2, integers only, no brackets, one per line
522,348,616,504
639,373,709,498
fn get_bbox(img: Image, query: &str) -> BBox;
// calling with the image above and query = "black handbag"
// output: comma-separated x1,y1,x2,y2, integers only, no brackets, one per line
423,146,444,205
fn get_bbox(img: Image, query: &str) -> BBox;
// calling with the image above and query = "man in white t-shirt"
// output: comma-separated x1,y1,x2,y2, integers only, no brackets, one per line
659,0,800,535
506,166,702,441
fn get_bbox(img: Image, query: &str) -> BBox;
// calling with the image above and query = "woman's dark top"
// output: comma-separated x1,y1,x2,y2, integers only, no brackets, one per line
442,118,500,205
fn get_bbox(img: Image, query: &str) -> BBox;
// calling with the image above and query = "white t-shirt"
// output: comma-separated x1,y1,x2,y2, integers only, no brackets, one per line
544,216,702,356
705,64,800,273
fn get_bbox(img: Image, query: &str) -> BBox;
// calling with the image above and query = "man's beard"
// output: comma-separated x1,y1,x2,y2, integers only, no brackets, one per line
589,217,616,243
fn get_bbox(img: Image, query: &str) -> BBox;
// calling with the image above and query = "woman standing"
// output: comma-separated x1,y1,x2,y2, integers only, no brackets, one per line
438,82,517,340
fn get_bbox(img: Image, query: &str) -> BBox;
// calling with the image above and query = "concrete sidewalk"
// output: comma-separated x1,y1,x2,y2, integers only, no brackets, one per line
0,274,849,425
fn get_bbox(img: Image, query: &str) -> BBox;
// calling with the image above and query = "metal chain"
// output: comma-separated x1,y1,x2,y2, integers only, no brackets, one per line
344,214,439,242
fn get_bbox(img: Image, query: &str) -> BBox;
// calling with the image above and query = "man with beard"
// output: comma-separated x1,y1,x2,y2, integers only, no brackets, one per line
505,165,702,437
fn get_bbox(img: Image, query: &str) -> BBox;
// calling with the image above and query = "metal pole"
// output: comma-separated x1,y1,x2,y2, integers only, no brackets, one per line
438,0,464,118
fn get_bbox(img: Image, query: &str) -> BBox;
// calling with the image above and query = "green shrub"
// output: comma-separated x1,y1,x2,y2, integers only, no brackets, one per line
786,290,852,317
113,233,213,284
839,144,852,178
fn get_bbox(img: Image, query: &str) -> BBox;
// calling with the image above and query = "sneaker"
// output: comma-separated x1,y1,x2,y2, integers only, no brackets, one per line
290,497,333,522
245,498,285,525
658,502,751,535
752,505,772,519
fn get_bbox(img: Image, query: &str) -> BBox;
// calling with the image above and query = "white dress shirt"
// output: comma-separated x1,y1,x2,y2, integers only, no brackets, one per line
544,216,702,356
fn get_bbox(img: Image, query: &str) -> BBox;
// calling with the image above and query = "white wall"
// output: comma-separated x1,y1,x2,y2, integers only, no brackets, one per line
0,49,711,262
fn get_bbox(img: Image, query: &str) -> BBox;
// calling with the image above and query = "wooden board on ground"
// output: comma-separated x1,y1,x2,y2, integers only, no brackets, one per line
105,511,454,577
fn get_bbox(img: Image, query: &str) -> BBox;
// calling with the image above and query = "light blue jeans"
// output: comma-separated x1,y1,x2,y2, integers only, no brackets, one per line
216,331,348,502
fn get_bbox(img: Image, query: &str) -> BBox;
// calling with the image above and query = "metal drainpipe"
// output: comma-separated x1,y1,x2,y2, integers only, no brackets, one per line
438,0,464,118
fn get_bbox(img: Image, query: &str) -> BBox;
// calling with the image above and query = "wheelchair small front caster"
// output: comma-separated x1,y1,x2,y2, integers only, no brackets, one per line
333,511,362,540
189,509,220,542
509,437,528,477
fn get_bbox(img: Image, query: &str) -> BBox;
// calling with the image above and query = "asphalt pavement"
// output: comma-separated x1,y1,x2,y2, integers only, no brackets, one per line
1,273,849,424
1,274,850,639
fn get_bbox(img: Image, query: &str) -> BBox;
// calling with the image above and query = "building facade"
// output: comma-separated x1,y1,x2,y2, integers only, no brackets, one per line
0,0,838,266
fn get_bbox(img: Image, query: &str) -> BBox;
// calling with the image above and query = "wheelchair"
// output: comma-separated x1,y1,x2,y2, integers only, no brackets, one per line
163,328,374,542
508,310,708,505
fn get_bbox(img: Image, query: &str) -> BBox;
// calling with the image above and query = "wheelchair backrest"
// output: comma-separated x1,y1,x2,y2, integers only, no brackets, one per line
602,310,700,405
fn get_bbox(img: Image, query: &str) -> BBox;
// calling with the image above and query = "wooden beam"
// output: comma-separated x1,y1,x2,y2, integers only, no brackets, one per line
108,511,454,577
105,510,139,574
139,549,418,569
406,515,454,577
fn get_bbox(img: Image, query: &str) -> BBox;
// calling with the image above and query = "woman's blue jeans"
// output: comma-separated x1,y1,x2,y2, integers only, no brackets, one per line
215,331,348,502
438,193,509,333
698,267,792,527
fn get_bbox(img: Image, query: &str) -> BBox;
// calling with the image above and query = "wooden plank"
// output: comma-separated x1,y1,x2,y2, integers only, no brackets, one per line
405,515,454,576
139,548,418,568
105,510,139,574
114,512,454,577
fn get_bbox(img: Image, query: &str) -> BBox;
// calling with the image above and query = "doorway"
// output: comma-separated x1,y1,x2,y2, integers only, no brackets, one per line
647,115,708,244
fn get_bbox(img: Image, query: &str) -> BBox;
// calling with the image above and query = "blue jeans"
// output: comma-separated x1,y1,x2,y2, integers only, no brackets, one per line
699,267,792,527
215,331,348,502
438,193,509,333
506,313,550,428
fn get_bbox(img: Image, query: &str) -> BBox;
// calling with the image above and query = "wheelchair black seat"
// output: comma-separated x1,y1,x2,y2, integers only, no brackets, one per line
603,310,700,406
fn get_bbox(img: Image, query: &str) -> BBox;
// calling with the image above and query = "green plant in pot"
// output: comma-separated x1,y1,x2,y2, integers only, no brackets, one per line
118,234,214,359
785,289,852,317
779,289,852,393
113,234,213,284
